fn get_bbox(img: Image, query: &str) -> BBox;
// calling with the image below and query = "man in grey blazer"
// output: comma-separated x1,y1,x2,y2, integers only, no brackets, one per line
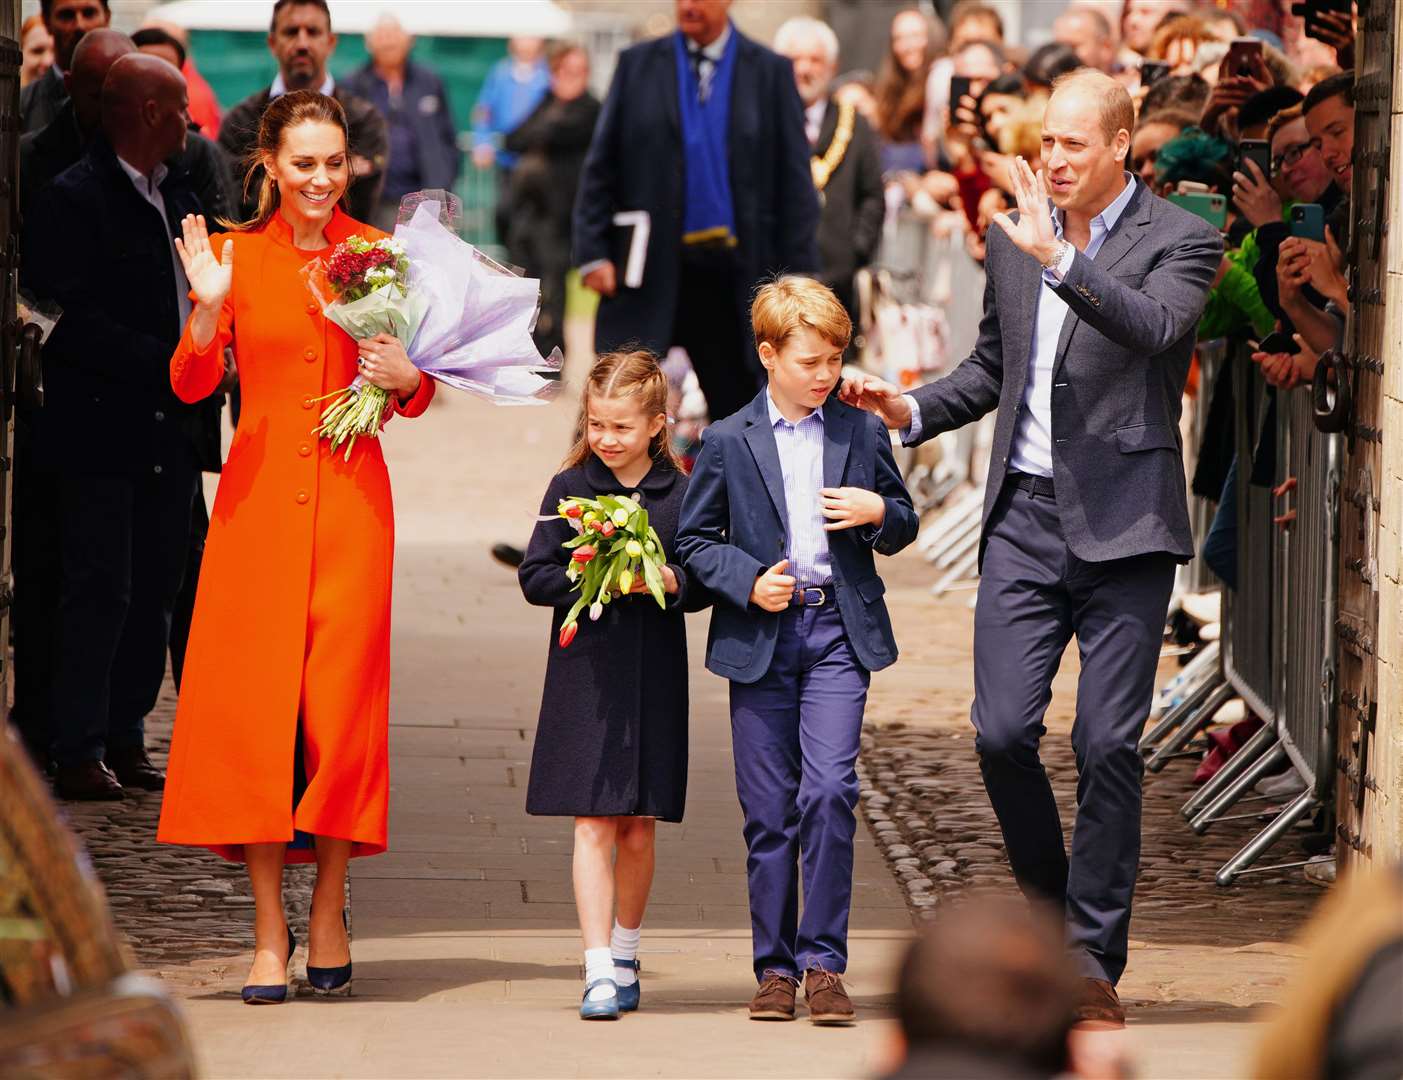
843,69,1222,1026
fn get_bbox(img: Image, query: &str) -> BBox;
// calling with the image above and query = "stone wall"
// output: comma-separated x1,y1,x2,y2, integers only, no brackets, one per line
1370,1,1403,865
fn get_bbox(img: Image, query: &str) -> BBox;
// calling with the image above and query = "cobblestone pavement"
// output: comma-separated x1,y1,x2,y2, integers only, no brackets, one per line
857,722,1323,943
53,684,320,995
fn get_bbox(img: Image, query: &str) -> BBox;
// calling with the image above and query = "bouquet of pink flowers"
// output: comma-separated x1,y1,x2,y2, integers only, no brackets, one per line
554,494,669,648
302,191,560,459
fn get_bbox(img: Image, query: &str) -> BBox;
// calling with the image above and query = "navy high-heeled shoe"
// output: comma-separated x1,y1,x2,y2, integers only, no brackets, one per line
306,910,352,995
241,927,296,1005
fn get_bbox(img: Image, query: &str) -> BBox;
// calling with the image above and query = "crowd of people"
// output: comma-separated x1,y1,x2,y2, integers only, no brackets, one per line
5,0,1390,1073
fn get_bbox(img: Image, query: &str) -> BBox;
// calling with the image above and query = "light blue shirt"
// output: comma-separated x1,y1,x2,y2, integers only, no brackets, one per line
904,174,1139,475
768,394,832,588
270,72,334,99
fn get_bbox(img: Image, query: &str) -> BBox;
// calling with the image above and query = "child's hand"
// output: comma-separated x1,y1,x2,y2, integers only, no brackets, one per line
821,487,886,531
749,559,796,613
627,565,679,595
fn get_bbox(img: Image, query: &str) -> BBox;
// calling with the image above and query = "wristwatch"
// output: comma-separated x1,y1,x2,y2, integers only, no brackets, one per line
1039,240,1070,272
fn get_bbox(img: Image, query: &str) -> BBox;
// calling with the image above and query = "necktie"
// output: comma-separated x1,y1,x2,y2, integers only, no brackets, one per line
687,43,713,102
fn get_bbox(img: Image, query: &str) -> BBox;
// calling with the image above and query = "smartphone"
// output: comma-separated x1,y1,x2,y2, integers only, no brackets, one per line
1140,60,1170,87
1168,191,1228,230
1225,36,1263,77
948,75,972,107
1255,330,1297,355
1291,0,1352,38
1290,202,1325,241
1238,138,1272,180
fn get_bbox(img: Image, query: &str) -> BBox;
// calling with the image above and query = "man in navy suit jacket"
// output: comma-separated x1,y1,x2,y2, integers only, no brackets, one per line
678,279,916,1023
572,0,819,424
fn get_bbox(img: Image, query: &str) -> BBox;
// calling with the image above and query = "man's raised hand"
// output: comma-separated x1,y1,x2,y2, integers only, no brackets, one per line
175,214,233,311
991,156,1059,264
837,373,912,431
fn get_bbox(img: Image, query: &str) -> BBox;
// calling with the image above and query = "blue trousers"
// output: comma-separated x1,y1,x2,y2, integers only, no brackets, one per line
730,602,870,981
973,481,1175,985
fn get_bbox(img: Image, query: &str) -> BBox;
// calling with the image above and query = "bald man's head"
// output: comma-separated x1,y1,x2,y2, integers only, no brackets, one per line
67,27,133,134
101,52,189,172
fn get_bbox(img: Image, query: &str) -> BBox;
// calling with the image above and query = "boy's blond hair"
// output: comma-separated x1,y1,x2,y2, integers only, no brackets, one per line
751,276,852,353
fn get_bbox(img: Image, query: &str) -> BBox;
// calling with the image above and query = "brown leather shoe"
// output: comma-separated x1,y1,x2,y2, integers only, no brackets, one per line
54,761,125,801
107,747,165,791
1073,978,1125,1029
749,971,797,1021
803,968,855,1024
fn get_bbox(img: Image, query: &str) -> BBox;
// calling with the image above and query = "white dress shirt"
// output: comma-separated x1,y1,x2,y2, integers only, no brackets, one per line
768,394,832,588
805,99,828,148
270,72,334,99
903,174,1139,477
117,155,192,332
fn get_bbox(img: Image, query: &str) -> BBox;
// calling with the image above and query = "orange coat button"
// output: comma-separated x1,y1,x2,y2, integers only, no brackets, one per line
295,490,310,504
302,397,314,410
298,443,313,457
306,302,319,314
304,348,316,363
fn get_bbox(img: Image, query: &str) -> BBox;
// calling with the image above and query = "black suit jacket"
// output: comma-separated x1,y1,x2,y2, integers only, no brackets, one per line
220,84,389,223
572,27,819,361
907,180,1223,564
813,97,884,321
20,138,212,476
19,67,66,135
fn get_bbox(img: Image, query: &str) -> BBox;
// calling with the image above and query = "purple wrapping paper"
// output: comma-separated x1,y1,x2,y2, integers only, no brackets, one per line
395,196,562,405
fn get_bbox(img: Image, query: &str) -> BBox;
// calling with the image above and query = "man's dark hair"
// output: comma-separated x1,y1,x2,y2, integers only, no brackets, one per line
1238,85,1304,134
1023,42,1081,89
896,900,1079,1074
1140,72,1210,118
1302,71,1355,115
131,26,186,69
979,72,1025,101
269,0,332,34
41,0,110,18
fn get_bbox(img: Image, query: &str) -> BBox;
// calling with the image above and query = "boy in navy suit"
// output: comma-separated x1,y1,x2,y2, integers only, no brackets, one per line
677,277,917,1024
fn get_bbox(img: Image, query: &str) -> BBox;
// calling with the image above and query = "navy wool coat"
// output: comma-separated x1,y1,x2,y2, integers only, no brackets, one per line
571,27,819,367
519,456,709,821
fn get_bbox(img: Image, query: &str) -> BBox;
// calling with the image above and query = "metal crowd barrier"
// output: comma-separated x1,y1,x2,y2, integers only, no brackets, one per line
1142,341,1340,885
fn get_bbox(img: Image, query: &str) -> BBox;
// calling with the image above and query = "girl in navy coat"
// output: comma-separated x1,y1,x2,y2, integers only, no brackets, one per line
519,351,708,1020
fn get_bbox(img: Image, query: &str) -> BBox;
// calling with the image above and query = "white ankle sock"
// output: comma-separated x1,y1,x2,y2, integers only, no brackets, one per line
611,921,641,986
584,947,615,1001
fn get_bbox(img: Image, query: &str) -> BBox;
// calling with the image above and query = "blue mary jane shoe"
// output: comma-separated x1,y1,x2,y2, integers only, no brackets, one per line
241,927,296,1005
579,978,621,1020
613,958,640,1012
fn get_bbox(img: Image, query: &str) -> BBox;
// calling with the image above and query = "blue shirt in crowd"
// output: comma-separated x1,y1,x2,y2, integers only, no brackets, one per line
471,56,550,169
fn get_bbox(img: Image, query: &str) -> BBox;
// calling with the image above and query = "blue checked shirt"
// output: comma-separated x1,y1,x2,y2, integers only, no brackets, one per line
768,394,832,588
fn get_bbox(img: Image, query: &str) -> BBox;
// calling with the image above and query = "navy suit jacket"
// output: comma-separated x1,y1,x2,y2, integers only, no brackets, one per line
20,137,208,475
677,390,918,683
571,27,819,363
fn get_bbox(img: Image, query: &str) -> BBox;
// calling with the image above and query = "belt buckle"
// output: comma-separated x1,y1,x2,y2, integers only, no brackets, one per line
797,586,826,608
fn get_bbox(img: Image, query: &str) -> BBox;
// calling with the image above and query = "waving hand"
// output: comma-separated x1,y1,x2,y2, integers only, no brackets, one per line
174,214,233,310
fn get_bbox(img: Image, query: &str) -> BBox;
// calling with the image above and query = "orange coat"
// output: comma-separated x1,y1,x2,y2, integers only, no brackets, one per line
156,209,434,863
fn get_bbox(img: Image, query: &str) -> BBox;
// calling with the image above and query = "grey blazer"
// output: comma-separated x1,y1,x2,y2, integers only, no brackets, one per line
909,179,1223,564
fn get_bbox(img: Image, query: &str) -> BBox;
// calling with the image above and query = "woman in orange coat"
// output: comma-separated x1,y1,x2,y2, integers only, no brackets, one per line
156,91,433,1004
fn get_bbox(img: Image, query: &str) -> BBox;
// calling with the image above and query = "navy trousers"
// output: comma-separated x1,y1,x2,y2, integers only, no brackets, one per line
973,479,1175,985
730,602,870,981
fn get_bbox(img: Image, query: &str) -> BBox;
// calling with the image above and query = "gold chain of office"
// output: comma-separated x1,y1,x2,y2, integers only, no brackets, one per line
810,101,856,193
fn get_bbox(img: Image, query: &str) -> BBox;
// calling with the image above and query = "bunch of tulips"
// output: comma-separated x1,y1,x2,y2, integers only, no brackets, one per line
555,494,668,647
